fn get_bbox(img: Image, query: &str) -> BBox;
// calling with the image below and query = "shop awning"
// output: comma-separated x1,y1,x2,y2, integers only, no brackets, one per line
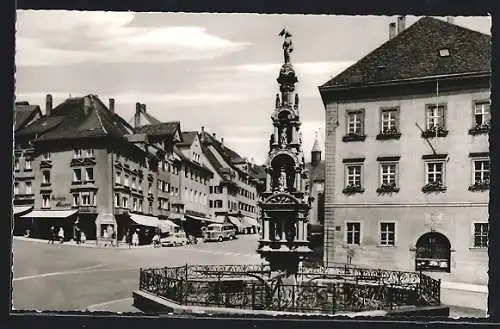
242,216,260,228
158,220,179,233
227,216,245,231
20,209,78,219
13,206,33,216
130,213,159,228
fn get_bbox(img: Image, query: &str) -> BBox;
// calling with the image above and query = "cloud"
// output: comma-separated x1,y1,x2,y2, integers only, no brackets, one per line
16,10,249,66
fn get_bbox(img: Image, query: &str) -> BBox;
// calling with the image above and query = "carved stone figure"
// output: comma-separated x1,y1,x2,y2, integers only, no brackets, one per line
280,128,287,147
279,28,293,64
278,167,287,192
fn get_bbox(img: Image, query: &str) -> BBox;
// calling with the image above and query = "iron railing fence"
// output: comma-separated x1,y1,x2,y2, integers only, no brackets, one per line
139,264,441,314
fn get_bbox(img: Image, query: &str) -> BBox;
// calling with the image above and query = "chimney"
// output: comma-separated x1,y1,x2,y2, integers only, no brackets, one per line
446,16,455,24
397,15,406,34
141,103,146,113
212,133,216,138
45,94,53,116
109,98,115,113
389,22,397,40
221,137,224,148
83,96,92,115
134,102,141,128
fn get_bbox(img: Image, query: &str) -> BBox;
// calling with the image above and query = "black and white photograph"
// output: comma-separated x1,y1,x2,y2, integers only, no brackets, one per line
12,11,491,319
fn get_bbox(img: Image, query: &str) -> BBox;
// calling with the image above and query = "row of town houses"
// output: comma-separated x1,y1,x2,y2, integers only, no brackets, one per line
12,94,270,245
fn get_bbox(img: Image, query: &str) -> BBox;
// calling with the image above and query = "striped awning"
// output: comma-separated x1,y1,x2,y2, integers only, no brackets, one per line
130,213,159,228
13,206,33,216
186,214,224,224
158,219,179,233
20,209,78,219
242,216,260,227
227,216,245,231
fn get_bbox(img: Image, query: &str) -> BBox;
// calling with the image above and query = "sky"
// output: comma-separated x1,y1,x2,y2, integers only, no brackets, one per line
15,11,491,165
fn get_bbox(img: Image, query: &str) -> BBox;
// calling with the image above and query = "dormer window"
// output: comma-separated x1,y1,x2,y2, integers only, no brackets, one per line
439,49,450,57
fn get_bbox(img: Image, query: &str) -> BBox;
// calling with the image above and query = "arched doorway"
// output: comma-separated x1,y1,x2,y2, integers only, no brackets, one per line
415,232,451,273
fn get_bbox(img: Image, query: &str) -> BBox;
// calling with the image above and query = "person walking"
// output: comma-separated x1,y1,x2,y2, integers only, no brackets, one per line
102,229,109,247
132,230,139,247
48,226,56,244
80,231,86,244
58,227,65,244
152,232,160,248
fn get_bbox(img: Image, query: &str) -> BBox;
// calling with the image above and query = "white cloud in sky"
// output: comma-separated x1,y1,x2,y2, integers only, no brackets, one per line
16,11,249,66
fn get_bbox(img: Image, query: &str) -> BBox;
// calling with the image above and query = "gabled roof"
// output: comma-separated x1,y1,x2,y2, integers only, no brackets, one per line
14,102,42,132
16,95,135,141
306,161,325,182
135,121,181,139
173,145,213,177
177,131,198,147
320,17,491,89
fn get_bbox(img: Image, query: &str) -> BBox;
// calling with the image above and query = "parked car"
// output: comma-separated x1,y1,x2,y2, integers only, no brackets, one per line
204,224,236,242
160,231,188,247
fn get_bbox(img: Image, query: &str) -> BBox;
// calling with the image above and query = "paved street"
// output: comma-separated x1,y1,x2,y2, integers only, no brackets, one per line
12,234,487,318
12,234,262,312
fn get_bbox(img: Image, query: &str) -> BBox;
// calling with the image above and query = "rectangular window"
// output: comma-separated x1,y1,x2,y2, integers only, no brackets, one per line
25,181,32,194
85,167,94,181
124,175,129,187
426,162,444,184
148,201,153,213
474,101,490,126
380,108,399,133
81,192,92,206
42,152,51,161
426,105,446,130
115,193,121,207
138,179,143,191
14,158,20,171
347,110,364,134
474,223,489,247
73,194,80,206
139,200,143,212
346,222,361,245
115,172,121,185
122,196,128,208
148,182,152,194
73,168,82,182
380,163,397,186
14,182,19,195
473,159,490,184
73,148,82,158
42,194,51,208
380,223,395,246
345,165,362,187
133,198,137,211
42,171,51,184
132,177,137,190
25,159,32,170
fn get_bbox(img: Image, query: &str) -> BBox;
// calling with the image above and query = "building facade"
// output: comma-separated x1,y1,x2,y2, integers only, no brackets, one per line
200,130,263,233
14,95,180,245
319,17,490,285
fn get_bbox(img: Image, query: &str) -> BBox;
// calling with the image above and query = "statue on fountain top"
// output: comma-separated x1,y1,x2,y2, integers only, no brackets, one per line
278,167,287,192
279,28,293,64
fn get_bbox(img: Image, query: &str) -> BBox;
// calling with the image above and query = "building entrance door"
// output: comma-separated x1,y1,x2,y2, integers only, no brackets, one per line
415,231,451,273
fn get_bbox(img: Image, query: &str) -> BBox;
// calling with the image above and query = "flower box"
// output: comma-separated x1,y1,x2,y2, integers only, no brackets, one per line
468,180,490,191
468,123,490,136
376,128,401,140
342,133,366,142
342,184,365,195
376,183,400,194
422,182,447,193
421,126,448,138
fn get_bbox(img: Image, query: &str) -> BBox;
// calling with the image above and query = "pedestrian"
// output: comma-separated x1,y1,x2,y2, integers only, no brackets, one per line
126,230,132,249
103,229,109,247
132,230,139,247
80,231,86,244
110,231,116,247
152,232,160,248
48,226,56,244
58,227,64,244
75,226,81,245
